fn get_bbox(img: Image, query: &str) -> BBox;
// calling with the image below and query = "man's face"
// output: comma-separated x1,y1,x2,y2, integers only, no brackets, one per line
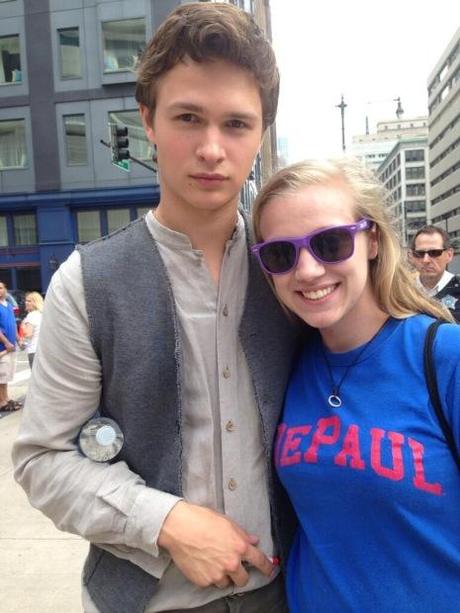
410,232,453,289
0,283,6,300
139,57,263,222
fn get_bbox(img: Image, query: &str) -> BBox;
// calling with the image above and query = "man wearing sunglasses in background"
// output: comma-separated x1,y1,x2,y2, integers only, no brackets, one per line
409,225,460,322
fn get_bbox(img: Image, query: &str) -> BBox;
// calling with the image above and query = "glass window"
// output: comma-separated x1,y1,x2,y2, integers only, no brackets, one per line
64,114,87,165
77,211,101,243
0,216,7,247
13,214,37,246
406,184,426,197
102,18,145,73
0,119,27,169
0,34,21,85
406,167,425,180
136,207,150,218
108,110,152,161
58,27,82,79
405,150,425,162
107,208,130,234
17,267,41,292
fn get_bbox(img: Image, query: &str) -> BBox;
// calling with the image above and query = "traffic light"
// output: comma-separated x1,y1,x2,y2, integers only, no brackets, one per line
110,125,129,163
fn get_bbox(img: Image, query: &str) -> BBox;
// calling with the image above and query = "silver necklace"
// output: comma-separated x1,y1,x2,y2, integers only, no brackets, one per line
321,318,389,408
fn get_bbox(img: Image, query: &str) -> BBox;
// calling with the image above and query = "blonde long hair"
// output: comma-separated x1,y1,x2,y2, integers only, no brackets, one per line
252,158,453,322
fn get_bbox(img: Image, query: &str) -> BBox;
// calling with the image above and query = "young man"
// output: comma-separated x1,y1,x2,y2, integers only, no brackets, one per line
0,281,20,411
13,4,298,613
409,225,460,321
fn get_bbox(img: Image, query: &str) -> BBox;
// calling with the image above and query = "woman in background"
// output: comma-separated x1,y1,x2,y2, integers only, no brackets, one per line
251,158,460,612
21,291,43,367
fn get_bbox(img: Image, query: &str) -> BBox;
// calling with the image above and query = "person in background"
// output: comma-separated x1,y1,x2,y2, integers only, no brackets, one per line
0,280,21,412
409,224,460,321
21,291,44,368
251,158,460,612
12,4,298,613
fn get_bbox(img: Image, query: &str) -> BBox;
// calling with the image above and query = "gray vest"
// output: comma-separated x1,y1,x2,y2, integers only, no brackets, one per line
78,217,298,613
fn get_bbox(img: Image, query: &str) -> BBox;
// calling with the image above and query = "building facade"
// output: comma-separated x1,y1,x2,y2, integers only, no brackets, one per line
377,135,430,247
351,116,428,172
427,26,460,266
0,0,274,291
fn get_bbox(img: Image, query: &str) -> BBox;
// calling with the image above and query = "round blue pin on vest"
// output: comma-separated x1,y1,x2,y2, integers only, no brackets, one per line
79,417,124,462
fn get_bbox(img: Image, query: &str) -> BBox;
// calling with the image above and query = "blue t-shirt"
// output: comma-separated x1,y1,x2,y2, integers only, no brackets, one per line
276,315,460,612
0,300,16,350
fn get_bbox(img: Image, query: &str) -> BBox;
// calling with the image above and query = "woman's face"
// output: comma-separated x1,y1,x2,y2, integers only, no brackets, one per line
258,181,380,346
25,297,34,312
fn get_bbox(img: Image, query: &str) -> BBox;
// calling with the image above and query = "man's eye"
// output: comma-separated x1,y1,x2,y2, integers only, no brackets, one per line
227,119,247,129
178,114,198,123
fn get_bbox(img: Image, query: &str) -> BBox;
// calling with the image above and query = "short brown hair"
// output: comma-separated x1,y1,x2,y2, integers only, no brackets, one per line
135,2,279,130
411,225,451,250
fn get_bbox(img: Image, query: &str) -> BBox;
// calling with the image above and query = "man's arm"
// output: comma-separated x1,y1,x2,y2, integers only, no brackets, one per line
0,329,15,351
12,252,178,573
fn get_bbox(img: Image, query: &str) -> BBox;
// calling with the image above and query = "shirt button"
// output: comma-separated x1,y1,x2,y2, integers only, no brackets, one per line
222,304,229,317
228,478,237,491
223,366,231,379
225,420,235,432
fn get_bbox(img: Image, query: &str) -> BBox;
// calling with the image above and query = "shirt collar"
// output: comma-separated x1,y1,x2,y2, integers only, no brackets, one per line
144,209,244,251
417,269,454,296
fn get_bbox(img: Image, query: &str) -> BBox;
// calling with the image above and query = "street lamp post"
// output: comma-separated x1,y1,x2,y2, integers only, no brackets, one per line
336,95,347,153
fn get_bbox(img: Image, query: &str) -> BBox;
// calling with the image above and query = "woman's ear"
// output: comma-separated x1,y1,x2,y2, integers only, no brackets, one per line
368,224,379,260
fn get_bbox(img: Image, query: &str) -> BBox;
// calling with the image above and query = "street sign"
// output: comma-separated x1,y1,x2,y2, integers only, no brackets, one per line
114,158,130,172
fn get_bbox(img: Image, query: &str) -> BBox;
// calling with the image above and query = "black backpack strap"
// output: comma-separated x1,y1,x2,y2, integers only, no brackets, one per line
423,320,460,471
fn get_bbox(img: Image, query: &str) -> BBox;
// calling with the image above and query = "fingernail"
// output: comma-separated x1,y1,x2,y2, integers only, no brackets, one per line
269,556,280,566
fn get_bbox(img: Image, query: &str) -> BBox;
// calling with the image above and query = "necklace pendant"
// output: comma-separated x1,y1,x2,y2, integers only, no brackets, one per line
328,393,342,408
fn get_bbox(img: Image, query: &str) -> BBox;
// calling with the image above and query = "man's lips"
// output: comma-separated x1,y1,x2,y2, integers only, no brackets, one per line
190,173,227,181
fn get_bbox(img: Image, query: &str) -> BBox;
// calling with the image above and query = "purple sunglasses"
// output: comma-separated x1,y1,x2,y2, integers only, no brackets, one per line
251,218,372,275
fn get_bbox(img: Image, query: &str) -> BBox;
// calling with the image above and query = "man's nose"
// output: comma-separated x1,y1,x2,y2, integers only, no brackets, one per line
196,127,225,163
422,252,432,262
294,247,326,280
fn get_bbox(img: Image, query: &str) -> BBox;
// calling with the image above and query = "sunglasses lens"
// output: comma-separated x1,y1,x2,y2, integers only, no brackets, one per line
413,249,444,258
259,241,296,273
311,228,354,263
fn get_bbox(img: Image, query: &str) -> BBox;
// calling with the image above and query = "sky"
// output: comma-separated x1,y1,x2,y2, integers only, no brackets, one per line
270,0,460,163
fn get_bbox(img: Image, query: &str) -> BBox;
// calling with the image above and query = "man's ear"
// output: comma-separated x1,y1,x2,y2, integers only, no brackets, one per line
446,247,454,263
139,104,156,145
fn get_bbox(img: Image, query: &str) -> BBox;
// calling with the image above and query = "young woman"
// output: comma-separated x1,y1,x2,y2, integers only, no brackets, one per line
21,291,43,367
251,158,460,612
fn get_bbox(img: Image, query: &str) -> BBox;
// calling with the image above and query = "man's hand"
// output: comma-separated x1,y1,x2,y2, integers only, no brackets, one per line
158,501,274,588
5,340,15,352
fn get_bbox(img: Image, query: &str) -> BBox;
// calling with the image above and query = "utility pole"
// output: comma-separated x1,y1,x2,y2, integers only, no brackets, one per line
336,95,347,153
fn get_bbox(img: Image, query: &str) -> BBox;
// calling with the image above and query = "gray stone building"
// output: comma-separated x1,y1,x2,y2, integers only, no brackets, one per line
377,134,430,247
427,26,460,266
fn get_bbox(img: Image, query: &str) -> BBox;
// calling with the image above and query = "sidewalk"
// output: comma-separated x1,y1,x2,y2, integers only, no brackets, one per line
0,385,88,611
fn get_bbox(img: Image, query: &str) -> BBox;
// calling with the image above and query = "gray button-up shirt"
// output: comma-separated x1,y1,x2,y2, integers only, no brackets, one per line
147,211,275,610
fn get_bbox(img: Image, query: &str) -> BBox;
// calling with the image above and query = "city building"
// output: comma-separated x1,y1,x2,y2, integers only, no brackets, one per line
277,135,289,168
0,0,275,291
377,134,430,247
427,25,460,268
351,116,428,172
